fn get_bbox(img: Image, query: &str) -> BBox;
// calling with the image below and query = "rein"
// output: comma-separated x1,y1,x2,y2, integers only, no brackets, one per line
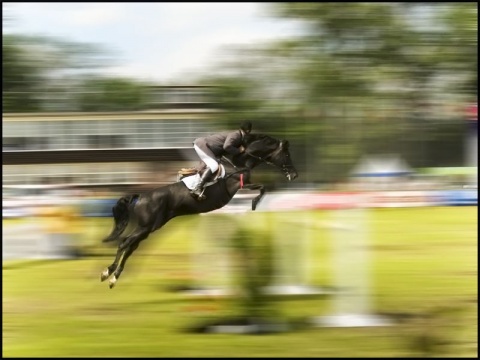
244,142,294,173
219,138,291,198
245,147,280,166
224,168,248,180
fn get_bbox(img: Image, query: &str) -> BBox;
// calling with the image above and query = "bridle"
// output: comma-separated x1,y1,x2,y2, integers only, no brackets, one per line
220,139,295,181
244,142,296,174
220,141,296,197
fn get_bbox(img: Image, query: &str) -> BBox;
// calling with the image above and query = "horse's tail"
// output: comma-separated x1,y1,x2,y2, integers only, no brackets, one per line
102,194,139,243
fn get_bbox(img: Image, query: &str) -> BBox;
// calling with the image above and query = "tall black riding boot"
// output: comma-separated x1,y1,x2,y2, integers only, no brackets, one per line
190,168,213,200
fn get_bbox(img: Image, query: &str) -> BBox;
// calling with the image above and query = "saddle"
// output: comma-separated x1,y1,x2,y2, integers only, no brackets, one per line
177,164,226,189
177,167,199,180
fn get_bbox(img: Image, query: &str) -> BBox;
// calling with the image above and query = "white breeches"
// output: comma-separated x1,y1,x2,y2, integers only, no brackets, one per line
194,144,219,173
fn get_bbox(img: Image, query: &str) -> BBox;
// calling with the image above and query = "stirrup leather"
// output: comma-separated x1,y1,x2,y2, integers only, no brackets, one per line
190,168,212,200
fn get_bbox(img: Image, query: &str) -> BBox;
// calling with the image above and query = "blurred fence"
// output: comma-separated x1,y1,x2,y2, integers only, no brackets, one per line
3,188,476,261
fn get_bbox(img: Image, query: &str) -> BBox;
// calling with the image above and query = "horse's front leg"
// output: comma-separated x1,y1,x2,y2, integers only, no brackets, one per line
243,183,265,211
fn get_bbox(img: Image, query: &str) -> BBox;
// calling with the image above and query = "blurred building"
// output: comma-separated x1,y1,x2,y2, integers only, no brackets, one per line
3,85,223,190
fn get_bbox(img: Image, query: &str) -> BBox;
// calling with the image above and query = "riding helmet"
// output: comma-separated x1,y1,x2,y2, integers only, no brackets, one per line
240,121,252,134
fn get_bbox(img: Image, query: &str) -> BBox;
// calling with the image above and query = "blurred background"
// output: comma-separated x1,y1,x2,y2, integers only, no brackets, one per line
3,3,477,192
3,2,477,229
2,2,477,358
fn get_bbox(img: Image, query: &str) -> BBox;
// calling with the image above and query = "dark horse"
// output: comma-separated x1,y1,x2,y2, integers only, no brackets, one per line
100,133,298,288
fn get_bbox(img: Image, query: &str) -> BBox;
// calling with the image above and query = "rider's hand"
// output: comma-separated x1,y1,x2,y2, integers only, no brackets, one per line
239,146,245,153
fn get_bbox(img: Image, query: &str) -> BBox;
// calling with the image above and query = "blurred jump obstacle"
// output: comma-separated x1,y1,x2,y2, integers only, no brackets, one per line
187,192,327,298
260,191,392,327
186,192,258,297
3,219,49,261
312,202,391,327
187,190,392,331
3,200,80,261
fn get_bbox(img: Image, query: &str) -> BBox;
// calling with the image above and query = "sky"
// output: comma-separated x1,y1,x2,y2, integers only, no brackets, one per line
3,3,302,83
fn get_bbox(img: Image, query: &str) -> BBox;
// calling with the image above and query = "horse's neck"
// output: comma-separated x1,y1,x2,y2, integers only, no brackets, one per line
244,133,278,148
243,134,279,168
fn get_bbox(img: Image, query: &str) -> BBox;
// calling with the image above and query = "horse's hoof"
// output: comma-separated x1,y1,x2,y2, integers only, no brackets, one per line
100,269,110,282
109,276,117,289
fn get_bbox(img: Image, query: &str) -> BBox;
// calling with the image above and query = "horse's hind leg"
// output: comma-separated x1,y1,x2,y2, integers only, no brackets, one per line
108,226,151,289
100,242,127,282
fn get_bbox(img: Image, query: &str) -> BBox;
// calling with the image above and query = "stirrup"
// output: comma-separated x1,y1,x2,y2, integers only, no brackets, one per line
190,187,206,200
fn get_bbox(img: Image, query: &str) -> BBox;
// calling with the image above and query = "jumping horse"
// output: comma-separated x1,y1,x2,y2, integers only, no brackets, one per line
100,133,298,288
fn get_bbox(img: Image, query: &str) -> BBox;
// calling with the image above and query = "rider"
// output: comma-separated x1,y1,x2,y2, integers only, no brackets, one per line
190,121,252,200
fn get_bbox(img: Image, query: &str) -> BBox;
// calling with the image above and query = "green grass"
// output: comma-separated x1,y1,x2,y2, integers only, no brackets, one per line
3,207,478,357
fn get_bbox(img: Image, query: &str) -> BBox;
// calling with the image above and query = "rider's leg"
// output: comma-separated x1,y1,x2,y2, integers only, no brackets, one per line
191,167,213,199
191,144,218,199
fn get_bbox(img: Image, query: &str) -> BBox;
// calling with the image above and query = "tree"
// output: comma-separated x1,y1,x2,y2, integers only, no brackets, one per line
437,3,477,95
3,35,43,112
194,3,476,182
2,31,119,112
265,3,476,179
78,77,150,112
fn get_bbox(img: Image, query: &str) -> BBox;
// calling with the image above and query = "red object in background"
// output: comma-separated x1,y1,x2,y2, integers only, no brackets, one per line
466,103,477,121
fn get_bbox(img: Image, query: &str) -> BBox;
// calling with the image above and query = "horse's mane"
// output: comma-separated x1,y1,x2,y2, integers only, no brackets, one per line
222,132,285,170
243,133,280,154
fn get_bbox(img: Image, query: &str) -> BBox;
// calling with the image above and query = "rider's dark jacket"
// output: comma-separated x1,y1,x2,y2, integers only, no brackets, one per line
194,130,245,158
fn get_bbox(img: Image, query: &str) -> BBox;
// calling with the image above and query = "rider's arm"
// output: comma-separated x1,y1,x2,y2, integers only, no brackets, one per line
223,131,244,156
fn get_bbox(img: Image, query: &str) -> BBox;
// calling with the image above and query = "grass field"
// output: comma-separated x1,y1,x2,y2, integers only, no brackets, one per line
3,206,478,357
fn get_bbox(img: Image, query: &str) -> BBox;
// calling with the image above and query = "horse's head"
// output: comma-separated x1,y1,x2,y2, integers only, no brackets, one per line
267,139,298,181
242,135,298,181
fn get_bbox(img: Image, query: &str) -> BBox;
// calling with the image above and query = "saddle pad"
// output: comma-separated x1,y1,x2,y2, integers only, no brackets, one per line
181,173,201,190
180,164,226,190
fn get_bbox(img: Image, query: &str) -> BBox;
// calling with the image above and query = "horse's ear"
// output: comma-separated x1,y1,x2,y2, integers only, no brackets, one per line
281,140,290,150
